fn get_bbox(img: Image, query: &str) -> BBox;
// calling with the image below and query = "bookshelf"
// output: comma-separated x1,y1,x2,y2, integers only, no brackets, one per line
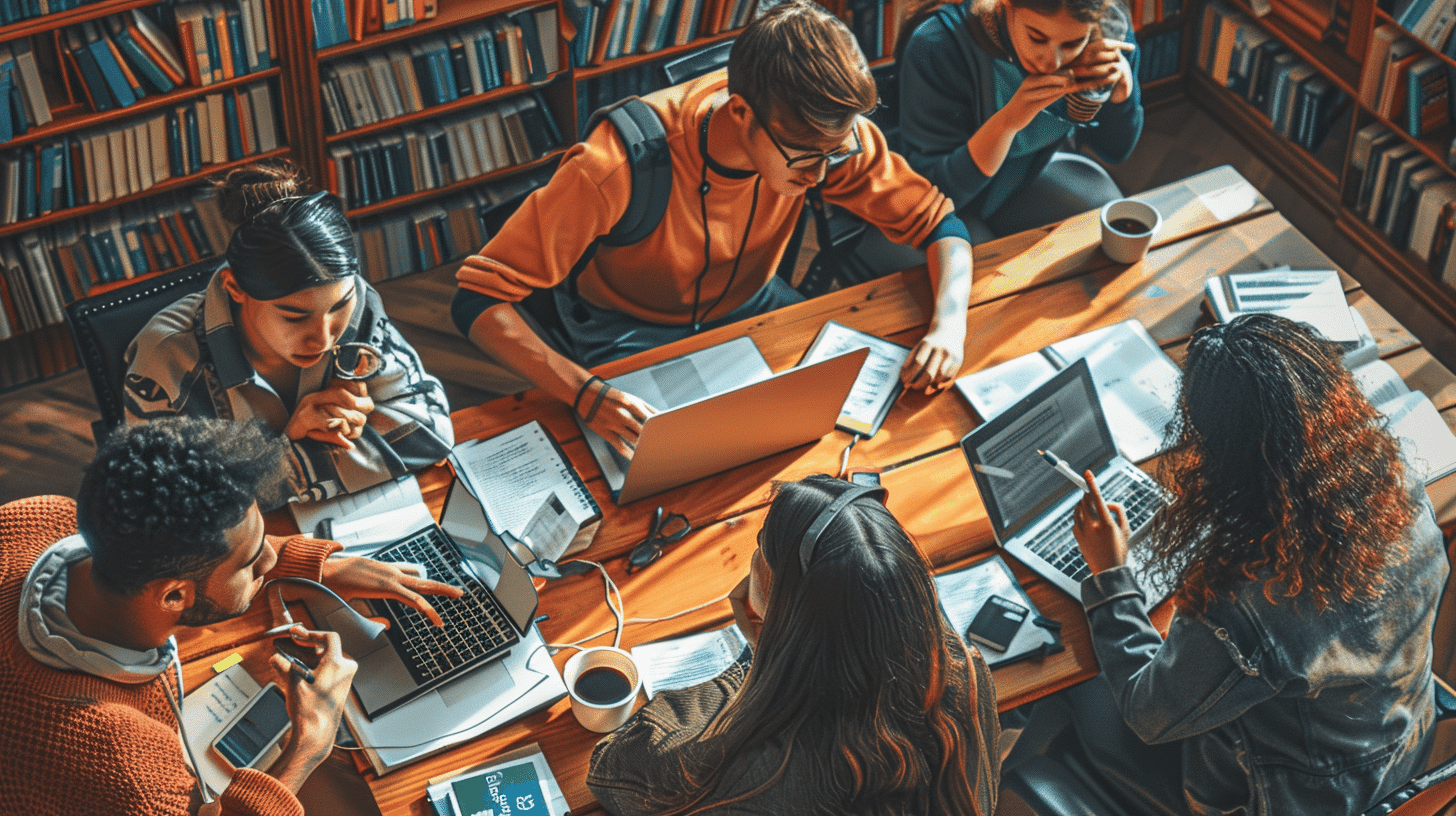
0,0,1190,392
1188,0,1456,342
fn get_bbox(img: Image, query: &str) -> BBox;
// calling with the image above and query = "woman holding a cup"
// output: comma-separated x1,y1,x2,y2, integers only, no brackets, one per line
897,0,1142,243
586,474,1000,815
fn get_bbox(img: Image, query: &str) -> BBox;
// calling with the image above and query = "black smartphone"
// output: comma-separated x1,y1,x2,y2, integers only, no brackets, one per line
847,468,882,487
966,594,1029,652
211,684,291,771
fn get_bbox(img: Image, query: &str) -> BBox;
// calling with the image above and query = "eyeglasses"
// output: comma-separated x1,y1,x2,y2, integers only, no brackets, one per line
762,121,864,171
330,341,384,381
626,506,692,574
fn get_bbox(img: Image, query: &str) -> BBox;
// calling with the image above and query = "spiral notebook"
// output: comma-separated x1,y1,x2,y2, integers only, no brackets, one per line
450,420,602,561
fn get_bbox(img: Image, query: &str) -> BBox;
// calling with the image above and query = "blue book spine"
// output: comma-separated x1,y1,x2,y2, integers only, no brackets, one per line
184,108,202,174
87,35,138,107
202,16,222,83
36,145,55,215
0,68,13,143
67,38,113,111
227,11,248,75
62,136,74,209
223,91,242,160
122,226,148,274
167,110,183,176
20,147,35,221
475,35,499,89
431,50,457,103
111,25,176,94
80,233,109,282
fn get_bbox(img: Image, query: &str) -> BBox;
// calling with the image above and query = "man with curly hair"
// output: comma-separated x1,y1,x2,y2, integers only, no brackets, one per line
0,417,461,815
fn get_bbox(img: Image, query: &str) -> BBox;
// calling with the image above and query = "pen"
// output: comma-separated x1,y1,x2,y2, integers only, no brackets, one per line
1038,449,1089,492
278,649,316,684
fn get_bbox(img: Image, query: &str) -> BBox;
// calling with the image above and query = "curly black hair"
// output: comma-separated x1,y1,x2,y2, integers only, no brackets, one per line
77,418,289,596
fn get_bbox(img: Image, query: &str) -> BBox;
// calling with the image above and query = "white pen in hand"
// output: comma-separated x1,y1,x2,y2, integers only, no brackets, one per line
1038,449,1089,492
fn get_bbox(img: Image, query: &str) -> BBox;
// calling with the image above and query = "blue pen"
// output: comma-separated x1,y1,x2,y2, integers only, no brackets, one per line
1038,449,1090,492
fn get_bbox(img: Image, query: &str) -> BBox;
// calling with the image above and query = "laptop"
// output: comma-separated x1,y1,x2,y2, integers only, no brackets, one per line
959,359,1172,601
579,336,869,504
305,479,541,719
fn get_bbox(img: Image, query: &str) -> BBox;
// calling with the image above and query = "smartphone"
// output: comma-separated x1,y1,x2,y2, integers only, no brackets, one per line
211,683,291,771
847,468,882,488
965,594,1030,652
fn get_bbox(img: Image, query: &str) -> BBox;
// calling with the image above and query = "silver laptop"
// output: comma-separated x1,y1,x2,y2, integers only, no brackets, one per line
960,359,1171,601
304,480,541,718
578,336,870,504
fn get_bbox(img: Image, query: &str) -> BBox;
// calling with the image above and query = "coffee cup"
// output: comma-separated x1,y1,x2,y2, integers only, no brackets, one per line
563,646,642,733
1099,198,1161,264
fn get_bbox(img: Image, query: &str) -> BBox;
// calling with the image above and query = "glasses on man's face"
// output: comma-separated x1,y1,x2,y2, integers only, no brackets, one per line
625,506,692,574
763,122,864,171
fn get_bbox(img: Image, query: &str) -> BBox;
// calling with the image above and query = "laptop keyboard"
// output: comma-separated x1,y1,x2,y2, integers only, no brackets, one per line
371,526,519,684
1025,469,1164,584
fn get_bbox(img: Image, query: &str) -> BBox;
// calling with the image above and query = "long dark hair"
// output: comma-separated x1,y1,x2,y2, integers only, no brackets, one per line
662,475,996,815
216,160,358,301
1146,314,1416,612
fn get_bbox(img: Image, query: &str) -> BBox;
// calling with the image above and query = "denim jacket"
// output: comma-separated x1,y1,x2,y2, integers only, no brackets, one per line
1081,485,1446,816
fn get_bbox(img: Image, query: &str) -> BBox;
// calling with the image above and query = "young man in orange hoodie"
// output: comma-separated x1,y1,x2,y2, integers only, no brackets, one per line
454,0,974,457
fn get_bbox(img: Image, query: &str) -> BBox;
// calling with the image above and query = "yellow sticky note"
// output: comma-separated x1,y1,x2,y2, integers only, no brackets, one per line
212,653,244,673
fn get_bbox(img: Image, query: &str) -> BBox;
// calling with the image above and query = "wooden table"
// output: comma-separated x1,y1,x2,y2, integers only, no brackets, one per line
178,166,1456,816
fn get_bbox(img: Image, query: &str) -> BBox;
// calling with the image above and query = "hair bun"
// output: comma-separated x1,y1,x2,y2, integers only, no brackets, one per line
214,159,308,225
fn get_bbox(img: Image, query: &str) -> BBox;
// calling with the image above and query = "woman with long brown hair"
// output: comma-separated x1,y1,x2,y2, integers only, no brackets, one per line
586,474,1000,815
1067,313,1446,815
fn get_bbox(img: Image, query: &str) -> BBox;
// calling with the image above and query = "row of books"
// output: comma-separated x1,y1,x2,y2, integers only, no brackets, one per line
844,0,902,61
0,39,49,143
576,59,674,138
1361,23,1454,139
0,79,279,226
0,0,104,26
1136,26,1182,84
565,0,760,67
0,188,229,343
312,0,438,49
1197,1,1348,153
1391,0,1456,53
171,0,277,86
319,5,561,136
351,167,549,282
1128,0,1182,27
1347,122,1456,278
326,92,562,210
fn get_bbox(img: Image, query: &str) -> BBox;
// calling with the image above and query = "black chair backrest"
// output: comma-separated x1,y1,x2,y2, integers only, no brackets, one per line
65,260,218,432
662,39,734,86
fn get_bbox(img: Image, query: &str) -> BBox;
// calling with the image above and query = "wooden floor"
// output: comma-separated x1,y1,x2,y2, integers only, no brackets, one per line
1,93,1444,506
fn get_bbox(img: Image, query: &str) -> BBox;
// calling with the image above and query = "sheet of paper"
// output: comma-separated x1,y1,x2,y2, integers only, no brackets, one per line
800,321,911,435
180,663,263,796
453,422,595,539
954,353,1060,420
287,475,433,556
1353,357,1411,407
1385,390,1456,483
631,625,749,700
935,555,1058,667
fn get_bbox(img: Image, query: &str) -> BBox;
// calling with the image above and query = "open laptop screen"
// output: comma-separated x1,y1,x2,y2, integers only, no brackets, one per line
440,480,539,635
963,359,1118,538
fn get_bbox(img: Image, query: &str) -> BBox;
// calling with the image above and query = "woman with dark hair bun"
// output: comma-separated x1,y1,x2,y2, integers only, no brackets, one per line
587,474,1000,815
1057,313,1446,815
896,0,1141,242
123,160,454,504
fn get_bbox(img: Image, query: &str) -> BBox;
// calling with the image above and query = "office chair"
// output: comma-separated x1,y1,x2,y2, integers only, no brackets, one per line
64,259,218,439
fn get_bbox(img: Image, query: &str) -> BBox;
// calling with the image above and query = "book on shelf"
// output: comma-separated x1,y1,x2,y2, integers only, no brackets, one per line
450,419,601,563
1203,266,1361,346
955,319,1182,463
632,625,749,700
796,320,909,437
1407,55,1449,137
425,743,568,816
936,554,1062,668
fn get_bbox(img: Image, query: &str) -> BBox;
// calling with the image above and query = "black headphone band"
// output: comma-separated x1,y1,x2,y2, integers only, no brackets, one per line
798,484,887,573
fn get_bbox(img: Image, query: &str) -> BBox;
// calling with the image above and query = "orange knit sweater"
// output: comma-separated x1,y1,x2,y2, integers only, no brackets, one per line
0,495,337,816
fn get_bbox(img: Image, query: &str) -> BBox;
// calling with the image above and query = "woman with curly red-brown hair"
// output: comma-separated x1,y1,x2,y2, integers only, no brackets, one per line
1061,313,1446,816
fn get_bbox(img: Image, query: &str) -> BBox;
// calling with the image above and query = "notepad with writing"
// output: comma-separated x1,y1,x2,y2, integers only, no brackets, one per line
450,420,601,561
798,320,910,437
1204,266,1361,346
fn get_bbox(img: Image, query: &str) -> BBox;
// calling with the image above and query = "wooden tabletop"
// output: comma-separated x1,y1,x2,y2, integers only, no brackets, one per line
178,165,1456,816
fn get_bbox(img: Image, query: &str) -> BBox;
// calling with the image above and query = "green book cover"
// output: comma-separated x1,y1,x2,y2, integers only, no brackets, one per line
449,758,549,816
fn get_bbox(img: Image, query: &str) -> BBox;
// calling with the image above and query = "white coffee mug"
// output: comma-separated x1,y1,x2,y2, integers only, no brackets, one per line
1099,198,1162,264
563,646,642,733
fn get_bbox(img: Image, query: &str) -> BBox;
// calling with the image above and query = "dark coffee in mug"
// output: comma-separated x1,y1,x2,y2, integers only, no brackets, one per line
574,666,634,705
1108,217,1151,235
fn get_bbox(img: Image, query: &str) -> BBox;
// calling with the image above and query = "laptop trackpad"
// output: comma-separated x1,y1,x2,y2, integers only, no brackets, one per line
354,649,418,712
651,358,709,408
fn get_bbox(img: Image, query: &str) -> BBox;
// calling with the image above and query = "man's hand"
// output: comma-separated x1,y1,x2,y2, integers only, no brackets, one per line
268,627,358,793
320,556,463,627
902,319,966,393
1072,470,1131,574
284,382,375,449
578,378,656,458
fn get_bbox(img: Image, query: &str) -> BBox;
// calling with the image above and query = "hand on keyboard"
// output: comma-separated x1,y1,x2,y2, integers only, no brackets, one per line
1072,470,1132,575
320,554,465,628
